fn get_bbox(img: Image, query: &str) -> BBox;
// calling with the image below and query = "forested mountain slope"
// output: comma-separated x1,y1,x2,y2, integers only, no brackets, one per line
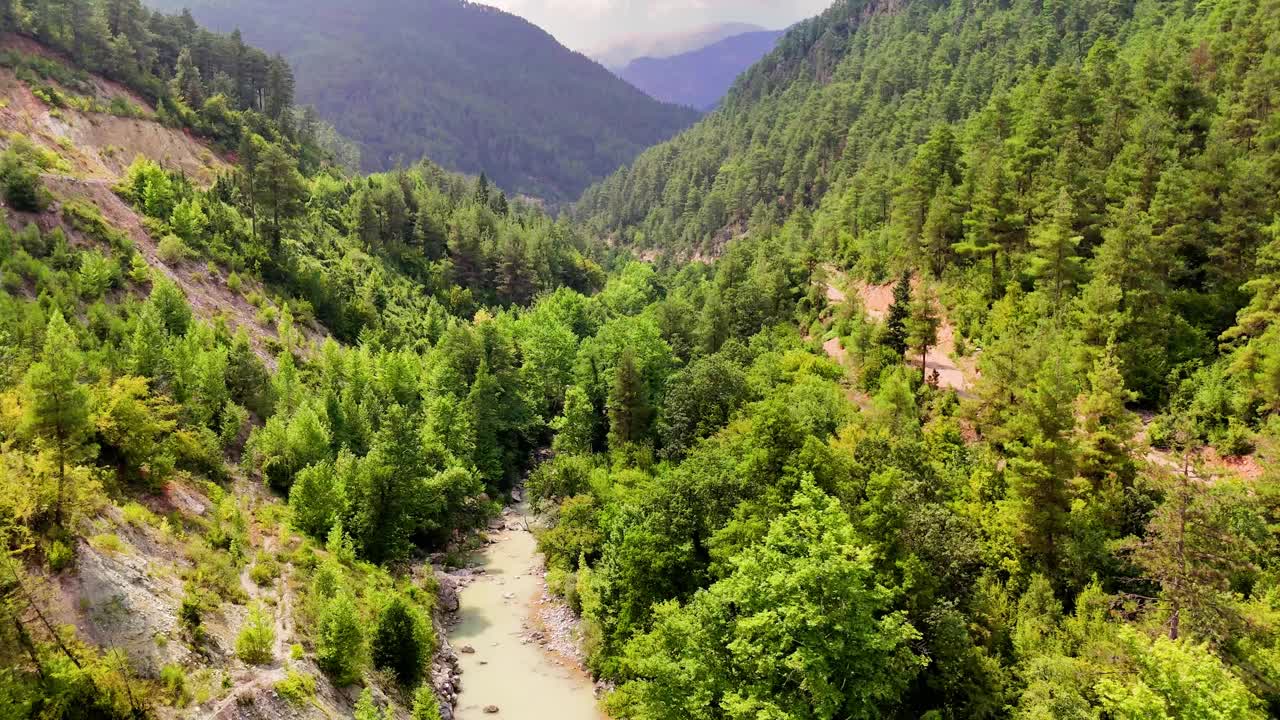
618,29,784,111
8,0,1280,719
146,0,701,201
0,1,610,716
541,0,1280,718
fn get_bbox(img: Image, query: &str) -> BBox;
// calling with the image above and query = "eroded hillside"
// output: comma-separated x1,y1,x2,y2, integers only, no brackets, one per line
0,33,319,365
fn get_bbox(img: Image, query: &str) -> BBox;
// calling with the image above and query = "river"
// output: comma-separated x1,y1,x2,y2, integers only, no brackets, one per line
449,505,605,720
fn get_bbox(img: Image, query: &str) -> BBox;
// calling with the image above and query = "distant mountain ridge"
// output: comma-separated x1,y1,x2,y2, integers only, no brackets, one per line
589,22,764,70
619,29,784,111
145,0,700,201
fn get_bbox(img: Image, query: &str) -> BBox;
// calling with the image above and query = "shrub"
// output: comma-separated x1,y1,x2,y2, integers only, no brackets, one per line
179,587,205,642
160,663,190,706
316,590,363,685
538,495,603,572
1213,419,1255,457
412,686,443,720
127,254,151,284
310,560,342,604
235,603,275,664
371,596,426,685
226,271,243,293
354,688,384,720
545,566,580,613
121,502,157,528
158,234,193,265
89,533,126,554
249,553,280,586
274,670,316,705
0,138,47,211
185,543,246,603
47,540,73,571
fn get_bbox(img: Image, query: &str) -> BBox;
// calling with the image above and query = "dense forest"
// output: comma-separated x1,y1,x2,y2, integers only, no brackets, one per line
0,0,607,714
3,0,1280,717
146,0,703,201
550,0,1280,717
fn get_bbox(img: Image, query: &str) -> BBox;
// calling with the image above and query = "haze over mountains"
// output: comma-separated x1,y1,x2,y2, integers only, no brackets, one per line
147,0,700,201
588,21,764,71
618,29,784,111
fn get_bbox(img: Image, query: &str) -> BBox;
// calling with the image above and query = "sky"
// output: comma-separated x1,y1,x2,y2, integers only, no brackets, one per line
483,0,833,54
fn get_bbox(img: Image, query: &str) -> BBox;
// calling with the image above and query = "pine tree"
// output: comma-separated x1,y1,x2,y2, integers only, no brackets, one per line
1075,346,1138,490
467,360,505,490
350,404,423,562
1004,354,1078,574
905,289,941,385
252,141,307,253
1124,429,1254,645
1029,189,1083,310
607,349,651,453
957,156,1019,288
23,310,91,527
264,54,294,121
552,385,595,455
885,271,912,356
413,203,445,261
289,458,346,539
173,47,203,107
149,277,191,336
921,177,960,275
496,235,534,306
127,301,166,379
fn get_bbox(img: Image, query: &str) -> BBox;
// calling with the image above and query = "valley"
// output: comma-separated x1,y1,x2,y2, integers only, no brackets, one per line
145,0,701,202
3,0,1280,719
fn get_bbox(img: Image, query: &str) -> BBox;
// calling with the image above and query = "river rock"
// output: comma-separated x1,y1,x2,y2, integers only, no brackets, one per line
484,706,499,714
460,644,475,654
435,572,461,613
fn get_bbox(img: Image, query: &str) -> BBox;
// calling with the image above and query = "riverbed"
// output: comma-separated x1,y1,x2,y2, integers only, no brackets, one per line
450,507,604,720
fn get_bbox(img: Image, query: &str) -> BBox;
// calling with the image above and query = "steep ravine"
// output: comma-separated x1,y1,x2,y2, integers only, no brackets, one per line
438,504,604,720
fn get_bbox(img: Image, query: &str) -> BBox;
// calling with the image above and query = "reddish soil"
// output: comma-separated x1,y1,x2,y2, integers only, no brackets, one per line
824,267,975,396
0,41,227,186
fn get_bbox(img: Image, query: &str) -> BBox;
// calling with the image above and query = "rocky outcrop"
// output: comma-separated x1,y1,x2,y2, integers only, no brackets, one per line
429,567,474,720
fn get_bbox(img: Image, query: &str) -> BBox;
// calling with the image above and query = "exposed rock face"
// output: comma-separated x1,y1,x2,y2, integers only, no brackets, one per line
436,571,461,613
429,568,464,720
67,539,194,675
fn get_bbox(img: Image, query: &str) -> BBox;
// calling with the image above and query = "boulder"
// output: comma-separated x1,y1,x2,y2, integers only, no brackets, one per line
435,571,461,613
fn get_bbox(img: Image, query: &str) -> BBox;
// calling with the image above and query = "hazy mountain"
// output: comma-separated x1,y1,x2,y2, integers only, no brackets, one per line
618,29,784,111
589,21,764,70
146,0,700,201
